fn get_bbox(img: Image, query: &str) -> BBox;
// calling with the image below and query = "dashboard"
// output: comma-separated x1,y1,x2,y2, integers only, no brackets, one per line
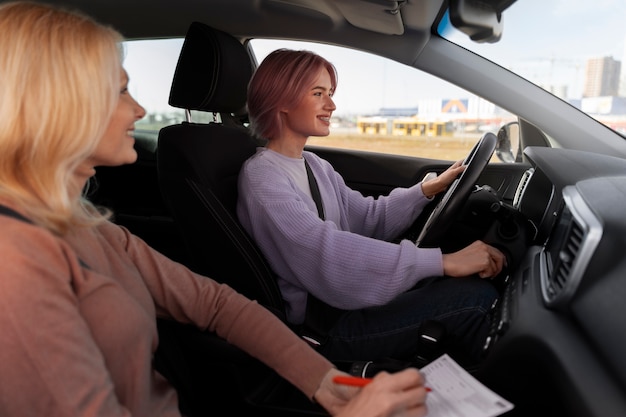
479,146,626,417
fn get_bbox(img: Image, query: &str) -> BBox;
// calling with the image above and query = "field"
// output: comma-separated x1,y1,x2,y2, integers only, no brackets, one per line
308,132,484,161
138,120,491,162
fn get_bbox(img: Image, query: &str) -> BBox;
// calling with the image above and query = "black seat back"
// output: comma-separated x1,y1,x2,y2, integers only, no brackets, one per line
157,22,285,319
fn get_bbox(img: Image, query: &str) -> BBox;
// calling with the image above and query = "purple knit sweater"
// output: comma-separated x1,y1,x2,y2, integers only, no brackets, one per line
237,148,443,324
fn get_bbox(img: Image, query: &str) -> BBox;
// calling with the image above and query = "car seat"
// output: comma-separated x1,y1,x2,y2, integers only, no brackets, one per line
157,21,287,321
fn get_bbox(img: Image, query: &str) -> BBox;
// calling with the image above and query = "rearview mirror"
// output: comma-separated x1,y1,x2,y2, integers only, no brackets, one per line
448,0,516,43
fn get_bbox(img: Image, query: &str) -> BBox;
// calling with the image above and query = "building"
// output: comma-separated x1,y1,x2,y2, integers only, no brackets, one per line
580,96,626,115
355,96,515,137
583,57,621,98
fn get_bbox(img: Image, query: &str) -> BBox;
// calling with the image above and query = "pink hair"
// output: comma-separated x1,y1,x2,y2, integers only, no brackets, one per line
247,49,337,140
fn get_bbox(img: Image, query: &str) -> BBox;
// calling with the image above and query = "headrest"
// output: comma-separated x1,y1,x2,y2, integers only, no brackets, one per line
168,22,253,114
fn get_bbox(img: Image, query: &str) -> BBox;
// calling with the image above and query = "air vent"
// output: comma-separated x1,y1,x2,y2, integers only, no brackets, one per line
540,186,602,309
512,168,533,209
550,218,583,294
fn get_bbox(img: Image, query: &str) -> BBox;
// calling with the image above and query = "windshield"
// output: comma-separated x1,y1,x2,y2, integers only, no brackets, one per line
438,0,626,135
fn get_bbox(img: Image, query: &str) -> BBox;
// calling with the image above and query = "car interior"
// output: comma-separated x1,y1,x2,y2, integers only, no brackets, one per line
21,0,626,416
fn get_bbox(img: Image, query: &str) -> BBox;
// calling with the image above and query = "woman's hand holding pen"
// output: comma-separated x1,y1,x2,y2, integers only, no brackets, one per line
313,367,429,417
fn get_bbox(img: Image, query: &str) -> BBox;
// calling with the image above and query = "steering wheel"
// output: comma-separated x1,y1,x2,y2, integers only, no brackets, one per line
416,132,497,248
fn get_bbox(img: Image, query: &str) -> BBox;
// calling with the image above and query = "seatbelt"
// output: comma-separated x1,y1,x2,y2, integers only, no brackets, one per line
0,204,91,270
301,158,344,346
0,204,32,224
304,158,324,220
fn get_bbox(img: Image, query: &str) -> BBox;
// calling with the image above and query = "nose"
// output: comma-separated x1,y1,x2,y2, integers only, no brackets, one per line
134,97,146,120
325,95,336,111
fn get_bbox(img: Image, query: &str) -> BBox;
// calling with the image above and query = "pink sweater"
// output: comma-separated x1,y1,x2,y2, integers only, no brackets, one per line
0,202,332,416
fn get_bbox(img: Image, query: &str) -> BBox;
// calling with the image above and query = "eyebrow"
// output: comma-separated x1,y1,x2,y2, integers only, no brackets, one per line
311,85,334,93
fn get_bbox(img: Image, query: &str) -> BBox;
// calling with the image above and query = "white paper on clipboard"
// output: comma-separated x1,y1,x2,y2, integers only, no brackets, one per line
421,354,514,417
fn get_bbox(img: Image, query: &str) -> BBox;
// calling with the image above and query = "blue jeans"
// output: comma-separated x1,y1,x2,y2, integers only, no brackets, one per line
317,276,499,367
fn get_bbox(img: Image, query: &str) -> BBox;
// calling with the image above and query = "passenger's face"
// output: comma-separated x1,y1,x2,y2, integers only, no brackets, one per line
86,68,146,169
281,67,336,140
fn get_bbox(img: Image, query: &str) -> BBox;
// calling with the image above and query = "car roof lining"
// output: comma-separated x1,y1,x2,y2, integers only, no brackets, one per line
40,0,445,67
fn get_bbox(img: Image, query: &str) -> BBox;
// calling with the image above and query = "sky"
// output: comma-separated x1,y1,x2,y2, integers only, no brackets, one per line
124,0,626,117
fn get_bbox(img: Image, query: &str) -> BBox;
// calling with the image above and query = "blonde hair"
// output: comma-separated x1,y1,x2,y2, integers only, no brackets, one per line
0,1,123,234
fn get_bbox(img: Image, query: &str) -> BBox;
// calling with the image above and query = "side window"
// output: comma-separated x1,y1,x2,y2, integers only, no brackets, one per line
123,38,185,138
123,37,246,141
250,39,516,162
122,37,519,163
123,38,246,143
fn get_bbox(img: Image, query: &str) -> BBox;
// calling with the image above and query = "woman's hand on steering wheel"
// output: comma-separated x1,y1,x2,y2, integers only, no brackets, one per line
416,132,498,248
420,160,465,198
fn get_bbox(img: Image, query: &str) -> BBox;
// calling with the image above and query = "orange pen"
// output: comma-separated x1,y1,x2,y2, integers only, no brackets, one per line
332,375,432,391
